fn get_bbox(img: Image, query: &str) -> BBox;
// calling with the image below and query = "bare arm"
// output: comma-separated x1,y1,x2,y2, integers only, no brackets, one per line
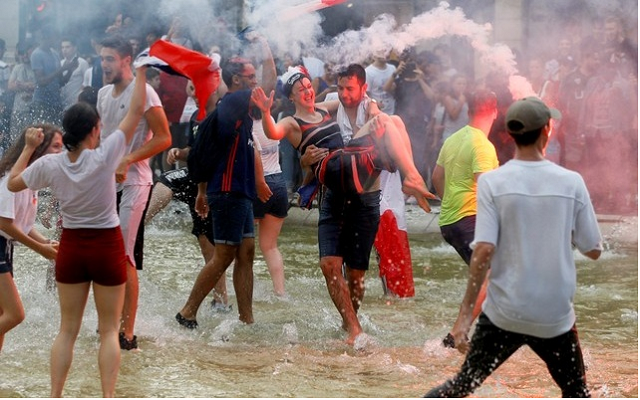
0,217,56,260
257,37,277,94
251,87,294,141
582,249,601,260
118,66,149,144
254,147,272,203
450,242,494,353
7,128,43,192
432,164,445,199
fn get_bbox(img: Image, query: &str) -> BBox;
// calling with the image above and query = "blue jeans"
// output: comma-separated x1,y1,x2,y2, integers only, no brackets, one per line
209,192,254,245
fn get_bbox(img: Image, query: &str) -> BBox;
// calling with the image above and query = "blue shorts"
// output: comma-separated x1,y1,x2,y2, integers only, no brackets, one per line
440,215,476,266
0,236,14,275
253,173,289,219
158,168,214,242
209,192,254,245
318,189,380,270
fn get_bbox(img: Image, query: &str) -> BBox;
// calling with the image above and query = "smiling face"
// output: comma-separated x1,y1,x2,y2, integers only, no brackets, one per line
337,75,366,109
289,77,315,107
235,64,258,90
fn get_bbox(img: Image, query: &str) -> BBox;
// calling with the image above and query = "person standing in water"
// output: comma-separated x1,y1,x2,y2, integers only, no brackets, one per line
424,97,602,398
431,89,499,348
8,65,148,397
252,66,435,344
0,124,62,353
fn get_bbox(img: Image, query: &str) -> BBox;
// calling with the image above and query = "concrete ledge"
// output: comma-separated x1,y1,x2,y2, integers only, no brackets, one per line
284,204,638,245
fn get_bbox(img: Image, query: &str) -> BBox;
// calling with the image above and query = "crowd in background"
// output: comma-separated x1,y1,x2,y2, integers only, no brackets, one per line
0,11,636,215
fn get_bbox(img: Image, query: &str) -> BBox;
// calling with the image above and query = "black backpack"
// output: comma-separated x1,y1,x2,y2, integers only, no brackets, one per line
187,108,220,183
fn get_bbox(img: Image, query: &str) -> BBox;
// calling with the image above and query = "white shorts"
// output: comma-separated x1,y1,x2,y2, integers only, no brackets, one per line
118,184,151,268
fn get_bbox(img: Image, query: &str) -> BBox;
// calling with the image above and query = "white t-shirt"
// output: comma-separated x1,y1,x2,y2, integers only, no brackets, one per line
474,159,602,338
365,63,396,115
97,79,162,187
252,119,281,176
0,175,38,240
22,131,127,229
60,56,89,110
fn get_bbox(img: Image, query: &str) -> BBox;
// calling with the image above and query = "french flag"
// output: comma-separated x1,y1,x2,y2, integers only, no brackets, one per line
134,40,220,121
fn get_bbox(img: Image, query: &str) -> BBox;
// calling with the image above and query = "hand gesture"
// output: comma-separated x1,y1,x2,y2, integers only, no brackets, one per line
25,127,44,149
251,87,274,114
166,148,181,164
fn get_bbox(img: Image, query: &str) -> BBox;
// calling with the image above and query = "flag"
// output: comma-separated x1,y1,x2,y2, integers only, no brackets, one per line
134,40,220,120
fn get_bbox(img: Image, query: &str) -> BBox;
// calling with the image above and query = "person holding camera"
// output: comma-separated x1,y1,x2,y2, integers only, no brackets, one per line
388,50,440,185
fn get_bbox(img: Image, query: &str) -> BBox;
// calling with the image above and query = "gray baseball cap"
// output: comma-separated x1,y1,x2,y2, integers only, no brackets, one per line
505,97,561,134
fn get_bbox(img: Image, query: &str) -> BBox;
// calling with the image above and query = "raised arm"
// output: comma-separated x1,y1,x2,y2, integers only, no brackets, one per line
7,127,44,193
118,65,148,144
251,87,290,141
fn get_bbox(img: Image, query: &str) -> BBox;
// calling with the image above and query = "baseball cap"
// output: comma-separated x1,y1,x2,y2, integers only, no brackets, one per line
505,97,561,134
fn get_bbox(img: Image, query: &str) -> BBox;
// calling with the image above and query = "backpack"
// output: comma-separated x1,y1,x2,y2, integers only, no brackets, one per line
187,108,220,183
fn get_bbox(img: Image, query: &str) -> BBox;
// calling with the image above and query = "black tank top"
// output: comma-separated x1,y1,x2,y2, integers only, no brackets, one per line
293,108,344,157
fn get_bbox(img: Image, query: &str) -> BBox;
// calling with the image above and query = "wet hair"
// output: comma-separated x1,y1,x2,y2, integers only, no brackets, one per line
100,35,133,59
0,124,62,177
337,64,366,87
77,86,98,107
221,57,252,87
62,102,100,151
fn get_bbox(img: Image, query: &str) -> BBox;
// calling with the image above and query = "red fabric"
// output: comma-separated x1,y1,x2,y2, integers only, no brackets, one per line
158,72,188,123
149,40,220,121
374,209,415,297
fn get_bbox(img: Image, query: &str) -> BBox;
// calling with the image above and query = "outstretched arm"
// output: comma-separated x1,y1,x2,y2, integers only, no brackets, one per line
251,87,290,141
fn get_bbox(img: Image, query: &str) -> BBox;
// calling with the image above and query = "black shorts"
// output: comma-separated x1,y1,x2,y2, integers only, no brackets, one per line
253,173,288,219
158,168,213,242
318,189,380,270
0,236,14,275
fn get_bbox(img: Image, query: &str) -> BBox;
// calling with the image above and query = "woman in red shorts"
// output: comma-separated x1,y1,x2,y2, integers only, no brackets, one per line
7,66,148,397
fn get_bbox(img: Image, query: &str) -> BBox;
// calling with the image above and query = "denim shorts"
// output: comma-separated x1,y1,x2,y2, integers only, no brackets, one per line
253,173,289,219
209,192,254,245
0,236,14,275
318,189,380,270
440,215,476,266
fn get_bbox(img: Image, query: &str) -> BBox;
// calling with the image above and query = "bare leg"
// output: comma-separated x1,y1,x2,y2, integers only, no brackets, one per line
354,114,435,212
144,183,173,225
179,243,237,320
51,282,91,397
320,256,362,345
233,238,255,324
257,215,286,296
120,262,138,342
93,282,126,398
197,235,228,306
345,267,366,314
0,273,25,352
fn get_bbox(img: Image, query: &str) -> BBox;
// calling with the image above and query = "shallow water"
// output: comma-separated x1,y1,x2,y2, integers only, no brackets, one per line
0,203,637,398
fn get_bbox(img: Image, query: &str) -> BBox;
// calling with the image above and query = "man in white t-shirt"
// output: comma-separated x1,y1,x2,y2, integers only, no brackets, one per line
365,50,396,115
96,35,171,350
424,97,602,398
60,38,89,110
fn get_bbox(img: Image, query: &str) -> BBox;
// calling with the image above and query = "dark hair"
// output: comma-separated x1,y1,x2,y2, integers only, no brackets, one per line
337,64,366,87
77,86,98,107
100,35,133,59
221,57,251,87
15,40,35,56
60,37,76,46
62,102,100,151
508,127,544,146
468,89,497,116
0,124,62,177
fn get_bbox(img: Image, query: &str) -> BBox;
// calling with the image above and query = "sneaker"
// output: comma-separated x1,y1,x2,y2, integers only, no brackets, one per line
119,332,138,350
442,333,455,348
175,312,198,329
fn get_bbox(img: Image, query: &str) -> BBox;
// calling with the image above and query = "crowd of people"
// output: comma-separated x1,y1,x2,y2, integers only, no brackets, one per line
0,6,631,397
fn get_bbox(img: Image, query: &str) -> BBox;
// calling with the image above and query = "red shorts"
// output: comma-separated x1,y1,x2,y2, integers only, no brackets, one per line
56,227,127,286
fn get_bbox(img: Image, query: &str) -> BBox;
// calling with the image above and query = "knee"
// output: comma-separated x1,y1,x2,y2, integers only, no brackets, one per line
320,258,342,280
2,307,25,331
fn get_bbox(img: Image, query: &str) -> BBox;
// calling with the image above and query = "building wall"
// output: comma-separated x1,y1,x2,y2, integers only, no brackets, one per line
0,0,21,59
